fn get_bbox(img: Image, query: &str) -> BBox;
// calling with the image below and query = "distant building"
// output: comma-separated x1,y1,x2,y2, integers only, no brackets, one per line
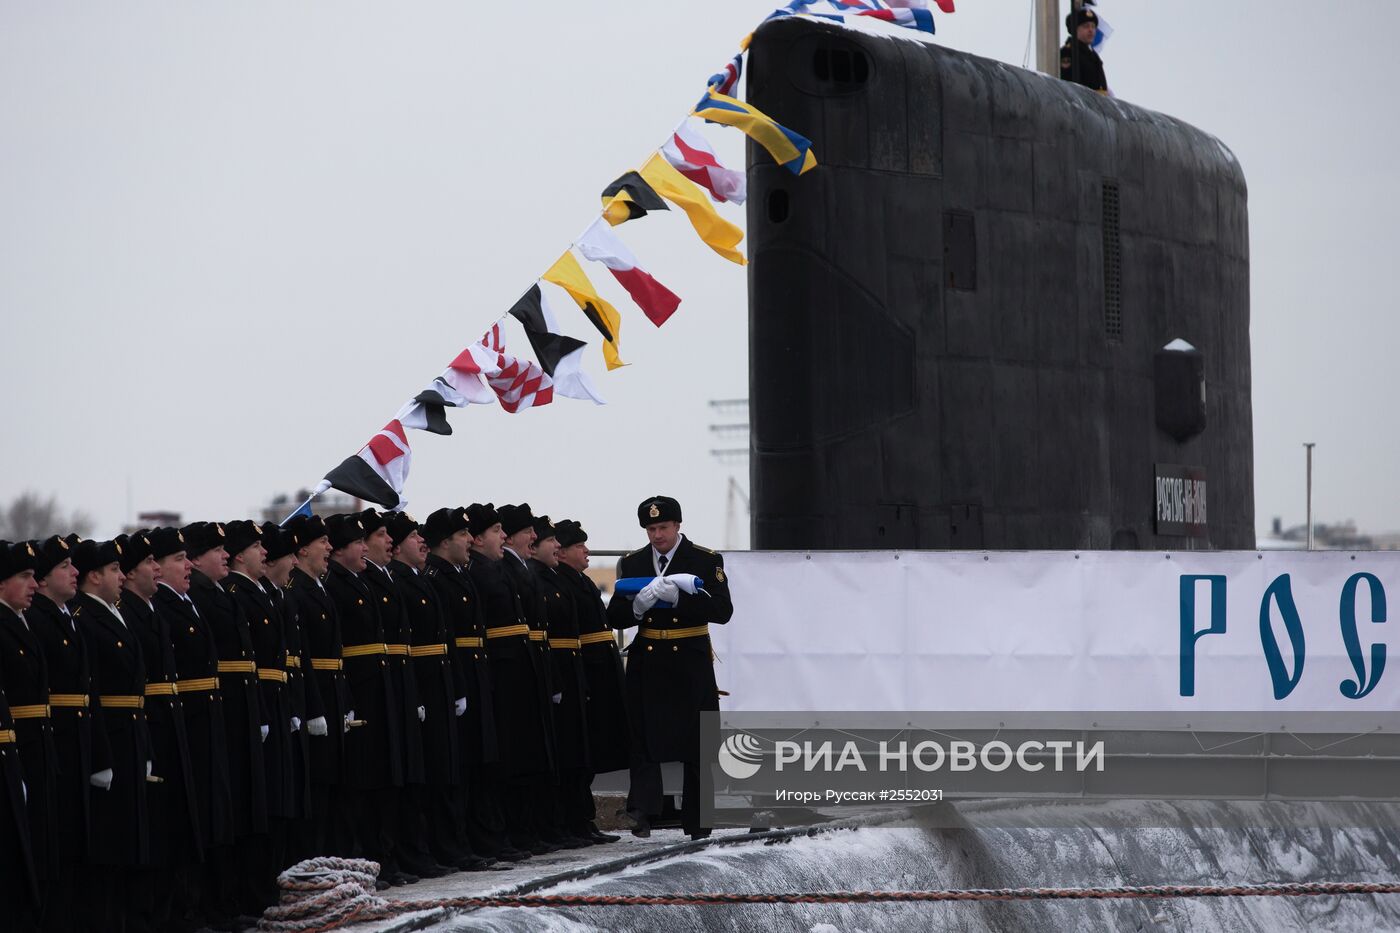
261,489,362,526
586,566,618,600
123,511,181,534
1260,516,1378,550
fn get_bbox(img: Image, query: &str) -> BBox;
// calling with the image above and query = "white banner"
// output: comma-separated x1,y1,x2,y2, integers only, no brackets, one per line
708,551,1400,725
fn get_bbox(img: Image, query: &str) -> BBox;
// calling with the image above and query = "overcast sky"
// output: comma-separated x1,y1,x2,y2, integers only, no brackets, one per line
2,1,1397,548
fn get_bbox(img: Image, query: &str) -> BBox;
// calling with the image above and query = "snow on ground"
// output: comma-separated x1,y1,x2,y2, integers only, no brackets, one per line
348,827,752,933
345,801,1400,933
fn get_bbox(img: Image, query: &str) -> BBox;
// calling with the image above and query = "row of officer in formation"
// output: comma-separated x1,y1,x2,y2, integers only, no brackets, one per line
0,498,702,933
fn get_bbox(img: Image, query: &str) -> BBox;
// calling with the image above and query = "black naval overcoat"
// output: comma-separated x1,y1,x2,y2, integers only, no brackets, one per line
1060,37,1108,92
224,572,297,820
500,551,553,701
393,559,461,783
422,554,497,770
531,560,589,771
27,593,106,862
188,570,268,837
557,564,630,774
500,551,558,769
0,674,40,912
72,592,152,866
467,554,552,776
323,561,403,790
153,582,233,848
119,593,202,862
606,537,733,763
362,561,424,786
0,603,58,881
265,578,315,817
285,568,350,788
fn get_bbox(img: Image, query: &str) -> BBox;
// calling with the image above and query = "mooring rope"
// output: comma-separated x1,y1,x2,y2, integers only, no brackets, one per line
259,858,397,932
255,858,1400,932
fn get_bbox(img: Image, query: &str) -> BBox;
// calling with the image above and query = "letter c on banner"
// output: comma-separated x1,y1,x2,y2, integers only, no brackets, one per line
1179,575,1227,697
1339,572,1386,700
1259,574,1306,700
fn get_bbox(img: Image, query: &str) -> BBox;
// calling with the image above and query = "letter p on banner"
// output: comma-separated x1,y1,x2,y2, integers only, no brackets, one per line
1180,574,1227,696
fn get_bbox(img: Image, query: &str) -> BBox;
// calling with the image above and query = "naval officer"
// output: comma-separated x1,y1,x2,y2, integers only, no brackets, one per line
607,496,732,840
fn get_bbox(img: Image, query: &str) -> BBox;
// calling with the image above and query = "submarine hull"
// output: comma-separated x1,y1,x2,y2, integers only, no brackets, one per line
746,18,1253,550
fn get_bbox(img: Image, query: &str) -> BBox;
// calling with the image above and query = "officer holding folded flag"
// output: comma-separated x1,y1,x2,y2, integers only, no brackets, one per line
607,496,732,841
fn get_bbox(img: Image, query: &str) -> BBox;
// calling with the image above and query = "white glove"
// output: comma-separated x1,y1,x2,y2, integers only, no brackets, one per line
290,717,302,733
90,769,113,790
417,705,426,723
343,710,356,734
307,716,328,737
667,573,704,596
146,760,153,778
633,579,663,618
653,577,681,604
260,725,270,743
454,697,467,717
551,692,563,705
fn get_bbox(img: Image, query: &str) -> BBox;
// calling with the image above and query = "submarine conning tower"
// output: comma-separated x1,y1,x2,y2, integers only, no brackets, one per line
745,16,1252,551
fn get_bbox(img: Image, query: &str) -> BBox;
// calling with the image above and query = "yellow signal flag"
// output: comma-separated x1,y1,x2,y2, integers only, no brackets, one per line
542,252,627,372
639,153,747,266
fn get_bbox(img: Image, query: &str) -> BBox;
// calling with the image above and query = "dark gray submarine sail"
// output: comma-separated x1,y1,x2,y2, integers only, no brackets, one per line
745,17,1253,551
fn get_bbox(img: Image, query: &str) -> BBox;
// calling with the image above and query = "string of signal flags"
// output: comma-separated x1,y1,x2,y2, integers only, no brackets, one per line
286,0,956,522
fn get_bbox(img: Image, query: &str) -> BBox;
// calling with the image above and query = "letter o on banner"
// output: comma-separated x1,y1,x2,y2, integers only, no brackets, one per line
913,740,945,771
980,741,1014,772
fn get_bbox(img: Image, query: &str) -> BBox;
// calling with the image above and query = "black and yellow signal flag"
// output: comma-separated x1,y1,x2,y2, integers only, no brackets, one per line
601,171,670,226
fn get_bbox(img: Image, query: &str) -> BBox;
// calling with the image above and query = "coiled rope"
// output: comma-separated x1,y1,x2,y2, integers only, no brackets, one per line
259,858,397,932
257,858,1400,932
